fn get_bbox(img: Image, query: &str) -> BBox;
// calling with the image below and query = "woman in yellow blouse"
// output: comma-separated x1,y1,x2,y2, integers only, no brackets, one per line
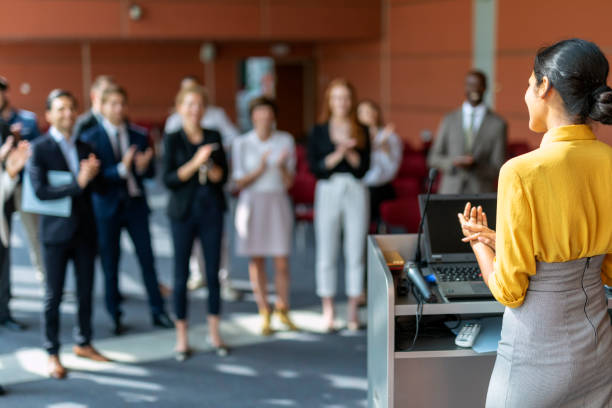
459,39,612,407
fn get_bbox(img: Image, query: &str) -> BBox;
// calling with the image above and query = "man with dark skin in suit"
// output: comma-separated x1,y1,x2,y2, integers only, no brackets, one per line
428,70,507,194
453,72,487,170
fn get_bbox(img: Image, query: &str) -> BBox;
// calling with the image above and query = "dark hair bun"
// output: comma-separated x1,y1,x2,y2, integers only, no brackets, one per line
589,85,612,124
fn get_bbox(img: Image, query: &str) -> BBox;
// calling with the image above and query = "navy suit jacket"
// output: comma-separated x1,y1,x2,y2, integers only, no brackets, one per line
28,134,98,246
80,122,154,219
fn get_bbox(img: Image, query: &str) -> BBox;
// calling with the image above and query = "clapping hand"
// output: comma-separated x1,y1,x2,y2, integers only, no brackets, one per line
259,150,271,170
192,144,216,167
0,136,14,163
134,147,154,174
9,123,22,139
5,140,30,178
277,149,290,168
122,145,138,170
339,138,357,152
457,202,496,252
77,153,100,189
453,155,475,168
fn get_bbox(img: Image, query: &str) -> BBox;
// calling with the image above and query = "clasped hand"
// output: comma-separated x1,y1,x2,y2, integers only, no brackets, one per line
457,202,496,252
77,154,101,188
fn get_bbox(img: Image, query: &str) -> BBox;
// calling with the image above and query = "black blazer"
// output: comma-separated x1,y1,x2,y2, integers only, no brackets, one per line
73,110,100,139
307,123,371,180
162,128,228,220
28,134,98,245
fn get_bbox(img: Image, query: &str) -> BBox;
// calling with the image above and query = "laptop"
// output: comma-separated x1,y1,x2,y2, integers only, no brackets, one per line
418,194,497,299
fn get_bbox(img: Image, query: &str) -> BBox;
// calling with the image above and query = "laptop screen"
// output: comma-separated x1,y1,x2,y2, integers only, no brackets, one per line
418,194,497,262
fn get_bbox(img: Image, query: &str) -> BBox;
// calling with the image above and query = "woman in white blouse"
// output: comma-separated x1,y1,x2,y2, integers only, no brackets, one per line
232,97,299,336
357,100,403,227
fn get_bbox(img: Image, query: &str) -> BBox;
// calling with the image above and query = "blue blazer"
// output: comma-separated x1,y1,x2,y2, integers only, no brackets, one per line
80,122,154,219
28,134,98,245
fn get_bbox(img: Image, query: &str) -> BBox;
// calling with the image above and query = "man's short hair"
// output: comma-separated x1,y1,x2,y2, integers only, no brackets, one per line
46,89,77,111
0,77,8,91
101,85,128,104
248,96,278,117
91,75,115,93
466,70,488,89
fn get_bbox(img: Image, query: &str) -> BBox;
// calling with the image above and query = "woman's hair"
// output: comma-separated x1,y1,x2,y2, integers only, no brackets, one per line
534,38,612,125
357,99,383,127
319,78,366,148
175,84,209,108
248,96,278,117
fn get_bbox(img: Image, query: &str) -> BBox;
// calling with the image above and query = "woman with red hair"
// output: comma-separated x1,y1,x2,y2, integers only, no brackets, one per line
307,79,370,332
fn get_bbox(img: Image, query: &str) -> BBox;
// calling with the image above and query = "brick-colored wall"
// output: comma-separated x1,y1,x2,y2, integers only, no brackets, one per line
2,0,612,147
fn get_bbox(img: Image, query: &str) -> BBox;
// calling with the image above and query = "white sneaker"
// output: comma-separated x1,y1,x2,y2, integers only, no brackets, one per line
187,277,206,291
221,284,241,301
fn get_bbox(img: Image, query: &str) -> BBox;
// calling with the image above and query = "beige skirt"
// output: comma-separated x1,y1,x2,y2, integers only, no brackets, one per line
235,191,293,257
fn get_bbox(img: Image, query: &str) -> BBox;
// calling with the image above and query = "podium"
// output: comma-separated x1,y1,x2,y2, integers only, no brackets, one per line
366,233,612,408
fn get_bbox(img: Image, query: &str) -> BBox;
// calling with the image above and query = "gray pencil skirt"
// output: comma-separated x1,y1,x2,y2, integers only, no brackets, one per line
486,255,612,408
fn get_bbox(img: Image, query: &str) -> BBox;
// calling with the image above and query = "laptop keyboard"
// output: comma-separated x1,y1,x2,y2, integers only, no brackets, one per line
432,265,483,282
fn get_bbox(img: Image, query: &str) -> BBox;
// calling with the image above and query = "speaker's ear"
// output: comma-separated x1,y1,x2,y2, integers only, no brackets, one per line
538,76,553,98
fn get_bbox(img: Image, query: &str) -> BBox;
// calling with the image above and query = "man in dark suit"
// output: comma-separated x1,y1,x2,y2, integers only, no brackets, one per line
80,85,173,335
73,75,115,139
29,89,110,379
428,70,507,194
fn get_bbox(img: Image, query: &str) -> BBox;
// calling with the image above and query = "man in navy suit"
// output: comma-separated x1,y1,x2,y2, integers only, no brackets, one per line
29,89,110,379
80,85,172,335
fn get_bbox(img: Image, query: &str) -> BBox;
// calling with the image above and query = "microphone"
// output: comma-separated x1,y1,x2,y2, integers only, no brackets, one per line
405,167,437,302
414,167,438,266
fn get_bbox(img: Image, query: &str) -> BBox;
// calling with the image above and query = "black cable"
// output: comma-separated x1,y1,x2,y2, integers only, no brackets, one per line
404,284,424,351
581,257,598,343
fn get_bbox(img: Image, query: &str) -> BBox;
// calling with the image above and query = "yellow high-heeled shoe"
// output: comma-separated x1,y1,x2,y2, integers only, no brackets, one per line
260,309,273,336
275,308,299,331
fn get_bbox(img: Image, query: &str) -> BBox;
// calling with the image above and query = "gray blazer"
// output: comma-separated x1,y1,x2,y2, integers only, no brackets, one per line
427,108,507,194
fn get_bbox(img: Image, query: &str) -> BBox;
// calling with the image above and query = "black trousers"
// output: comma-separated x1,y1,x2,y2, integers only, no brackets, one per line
369,182,396,223
96,197,164,321
42,238,96,355
0,197,14,321
170,188,223,319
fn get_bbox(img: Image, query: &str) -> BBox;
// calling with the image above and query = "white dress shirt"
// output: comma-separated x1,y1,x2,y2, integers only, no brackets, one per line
102,119,141,197
462,101,487,136
362,129,403,187
49,126,79,176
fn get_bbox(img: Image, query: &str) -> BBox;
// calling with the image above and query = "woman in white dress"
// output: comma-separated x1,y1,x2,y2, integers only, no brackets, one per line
232,96,299,336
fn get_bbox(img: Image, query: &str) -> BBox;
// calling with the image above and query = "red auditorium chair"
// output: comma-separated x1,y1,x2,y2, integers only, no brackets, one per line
379,196,421,233
377,147,428,233
397,147,428,180
507,142,531,159
294,144,310,173
392,177,421,198
289,145,317,250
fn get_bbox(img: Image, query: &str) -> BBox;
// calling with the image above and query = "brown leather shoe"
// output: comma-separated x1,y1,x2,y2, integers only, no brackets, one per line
48,355,67,379
72,345,111,362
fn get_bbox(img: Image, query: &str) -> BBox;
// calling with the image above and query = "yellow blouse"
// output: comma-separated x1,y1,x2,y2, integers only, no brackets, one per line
491,124,612,307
